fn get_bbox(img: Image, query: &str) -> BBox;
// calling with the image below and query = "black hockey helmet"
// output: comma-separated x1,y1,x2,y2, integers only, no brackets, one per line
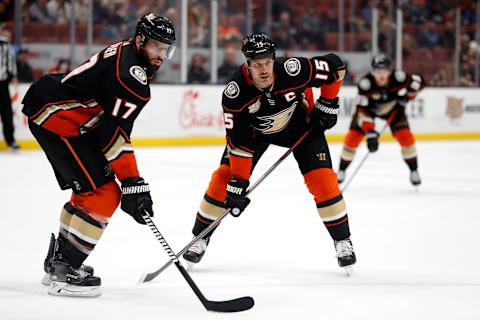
241,33,276,63
135,13,176,57
371,53,391,70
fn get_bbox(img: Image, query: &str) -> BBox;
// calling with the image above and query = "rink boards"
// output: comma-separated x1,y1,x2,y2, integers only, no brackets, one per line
4,84,480,149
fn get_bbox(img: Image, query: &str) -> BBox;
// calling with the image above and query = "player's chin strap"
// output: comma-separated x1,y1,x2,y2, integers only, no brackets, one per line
139,124,316,284
340,110,397,193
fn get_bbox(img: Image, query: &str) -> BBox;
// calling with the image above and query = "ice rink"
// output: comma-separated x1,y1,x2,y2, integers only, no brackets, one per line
1,140,479,320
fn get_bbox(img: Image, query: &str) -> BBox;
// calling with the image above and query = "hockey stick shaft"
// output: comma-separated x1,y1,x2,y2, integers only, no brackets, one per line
142,213,254,312
140,126,315,283
341,111,397,193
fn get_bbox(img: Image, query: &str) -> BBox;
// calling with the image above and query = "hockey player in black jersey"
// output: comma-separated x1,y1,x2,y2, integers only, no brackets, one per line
183,33,356,274
337,54,425,186
21,13,176,297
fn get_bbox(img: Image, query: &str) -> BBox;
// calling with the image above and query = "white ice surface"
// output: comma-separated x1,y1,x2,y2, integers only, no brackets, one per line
1,141,480,320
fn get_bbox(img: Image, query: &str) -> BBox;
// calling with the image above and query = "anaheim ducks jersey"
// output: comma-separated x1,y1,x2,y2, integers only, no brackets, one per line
356,70,425,117
222,54,345,179
22,39,153,181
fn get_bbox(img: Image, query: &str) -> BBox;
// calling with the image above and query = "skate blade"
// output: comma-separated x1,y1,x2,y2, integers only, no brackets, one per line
41,273,51,286
48,282,102,298
342,266,354,277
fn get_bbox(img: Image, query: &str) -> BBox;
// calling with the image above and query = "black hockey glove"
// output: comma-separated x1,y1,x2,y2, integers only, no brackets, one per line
121,177,154,225
312,96,339,130
366,130,379,153
225,177,251,217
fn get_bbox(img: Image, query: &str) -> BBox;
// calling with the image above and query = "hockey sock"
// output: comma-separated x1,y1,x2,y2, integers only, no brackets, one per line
58,202,107,268
304,168,351,241
317,194,351,241
401,145,418,171
192,194,225,238
404,156,418,171
339,158,352,171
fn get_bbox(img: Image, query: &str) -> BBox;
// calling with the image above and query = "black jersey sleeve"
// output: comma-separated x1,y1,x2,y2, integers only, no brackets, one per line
97,42,151,181
305,54,346,87
221,75,260,180
276,54,346,91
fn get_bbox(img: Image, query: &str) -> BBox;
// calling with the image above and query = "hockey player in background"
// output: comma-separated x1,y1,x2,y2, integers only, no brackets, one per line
182,33,356,274
21,14,176,297
337,54,425,186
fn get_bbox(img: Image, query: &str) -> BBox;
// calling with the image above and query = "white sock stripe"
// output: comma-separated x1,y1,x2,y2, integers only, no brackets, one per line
60,221,99,245
198,209,219,221
66,235,94,255
321,210,348,222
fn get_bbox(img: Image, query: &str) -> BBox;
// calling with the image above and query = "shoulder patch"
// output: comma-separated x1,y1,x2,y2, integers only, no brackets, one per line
224,81,240,99
394,70,406,82
129,66,147,85
284,58,301,76
358,78,371,90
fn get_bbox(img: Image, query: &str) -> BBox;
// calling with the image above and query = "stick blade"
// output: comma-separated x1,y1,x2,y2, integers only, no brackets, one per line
206,296,254,313
138,270,160,284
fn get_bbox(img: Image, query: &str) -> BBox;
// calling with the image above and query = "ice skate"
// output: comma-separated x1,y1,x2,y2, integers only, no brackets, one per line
47,258,102,298
41,234,94,286
44,235,101,297
334,238,356,276
410,170,421,186
183,237,210,270
337,170,346,184
42,264,94,286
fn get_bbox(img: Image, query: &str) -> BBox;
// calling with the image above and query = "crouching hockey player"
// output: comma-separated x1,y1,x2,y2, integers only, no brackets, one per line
183,33,356,275
337,54,425,186
22,14,176,297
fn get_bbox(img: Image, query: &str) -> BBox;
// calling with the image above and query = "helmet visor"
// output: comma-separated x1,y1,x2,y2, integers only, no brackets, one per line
148,40,176,59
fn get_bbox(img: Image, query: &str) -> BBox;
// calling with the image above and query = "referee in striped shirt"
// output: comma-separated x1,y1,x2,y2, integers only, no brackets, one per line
0,29,19,150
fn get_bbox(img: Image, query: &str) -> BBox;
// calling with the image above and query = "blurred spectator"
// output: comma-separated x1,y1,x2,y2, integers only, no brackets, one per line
48,58,70,74
0,0,14,22
439,19,455,48
188,0,210,47
188,54,209,84
29,0,55,23
430,64,453,86
217,45,239,84
47,0,72,24
417,21,439,48
136,0,170,19
47,0,88,24
271,10,297,49
342,61,356,85
462,2,476,26
218,13,242,45
297,3,325,50
92,0,109,23
16,48,33,82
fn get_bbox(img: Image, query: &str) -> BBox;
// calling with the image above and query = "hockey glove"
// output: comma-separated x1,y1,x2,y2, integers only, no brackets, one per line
121,177,154,225
312,96,339,130
225,177,251,217
366,131,379,152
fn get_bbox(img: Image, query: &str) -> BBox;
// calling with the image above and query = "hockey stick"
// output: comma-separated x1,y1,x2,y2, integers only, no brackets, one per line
139,125,315,283
341,111,397,193
142,212,254,312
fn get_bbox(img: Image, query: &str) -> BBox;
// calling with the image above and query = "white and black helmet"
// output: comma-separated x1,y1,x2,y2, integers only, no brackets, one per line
241,33,276,63
371,53,391,70
135,13,176,57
